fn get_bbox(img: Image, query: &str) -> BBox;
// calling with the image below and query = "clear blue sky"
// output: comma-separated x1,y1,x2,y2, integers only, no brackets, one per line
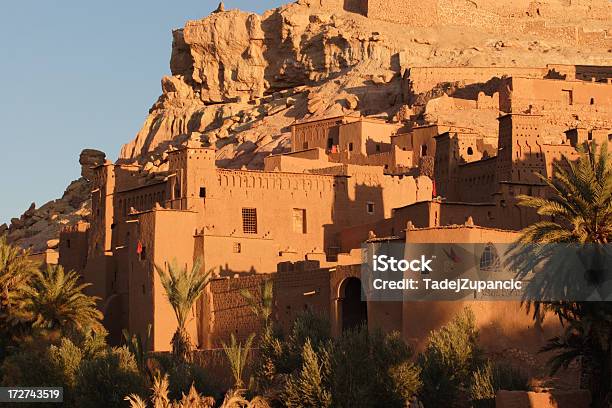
0,0,285,224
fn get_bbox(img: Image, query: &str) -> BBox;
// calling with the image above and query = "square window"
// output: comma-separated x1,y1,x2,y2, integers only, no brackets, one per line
233,242,242,253
292,208,307,234
366,202,375,214
242,208,258,234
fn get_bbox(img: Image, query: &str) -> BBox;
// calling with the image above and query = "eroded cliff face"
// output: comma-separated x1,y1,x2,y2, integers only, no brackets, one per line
120,0,611,165
5,0,612,251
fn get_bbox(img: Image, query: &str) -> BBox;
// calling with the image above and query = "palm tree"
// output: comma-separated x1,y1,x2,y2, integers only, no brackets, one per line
222,333,255,388
154,258,211,363
240,279,274,332
0,235,36,319
0,235,37,354
506,142,612,406
23,264,103,334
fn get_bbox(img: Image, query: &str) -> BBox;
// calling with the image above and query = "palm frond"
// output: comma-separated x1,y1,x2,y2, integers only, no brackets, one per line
22,264,103,333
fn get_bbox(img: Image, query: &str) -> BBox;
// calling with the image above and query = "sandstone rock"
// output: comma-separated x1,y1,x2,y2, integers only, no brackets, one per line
213,2,225,13
10,218,23,229
8,229,25,241
23,202,36,218
0,224,7,235
344,94,359,110
46,239,59,249
79,149,106,181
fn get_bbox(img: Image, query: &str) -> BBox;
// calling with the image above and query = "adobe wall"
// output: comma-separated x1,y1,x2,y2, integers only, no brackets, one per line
337,120,397,155
206,166,431,270
275,262,332,335
503,77,612,114
291,116,359,152
263,150,335,173
201,274,270,349
496,390,589,408
328,147,413,173
372,0,438,26
126,209,198,351
210,169,340,264
58,222,89,276
454,157,498,202
406,66,548,96
400,227,566,381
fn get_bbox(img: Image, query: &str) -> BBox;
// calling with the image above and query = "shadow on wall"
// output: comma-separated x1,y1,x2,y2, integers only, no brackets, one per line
323,182,385,261
344,76,404,118
343,0,367,15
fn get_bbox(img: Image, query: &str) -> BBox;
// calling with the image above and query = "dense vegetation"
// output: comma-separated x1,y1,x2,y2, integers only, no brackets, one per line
0,237,528,407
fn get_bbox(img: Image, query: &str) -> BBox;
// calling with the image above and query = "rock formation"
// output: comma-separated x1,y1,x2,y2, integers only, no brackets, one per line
6,0,612,251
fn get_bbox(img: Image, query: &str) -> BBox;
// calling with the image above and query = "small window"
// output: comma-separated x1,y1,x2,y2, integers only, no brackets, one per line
303,141,309,150
590,97,595,105
421,144,428,156
376,144,381,152
66,239,71,249
467,147,473,155
348,142,354,152
293,208,307,234
479,244,500,272
588,131,593,141
366,202,375,214
233,242,241,253
562,89,573,105
242,208,258,234
199,187,206,198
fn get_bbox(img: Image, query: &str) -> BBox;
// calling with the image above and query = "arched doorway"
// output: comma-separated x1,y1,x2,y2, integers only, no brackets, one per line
339,277,367,332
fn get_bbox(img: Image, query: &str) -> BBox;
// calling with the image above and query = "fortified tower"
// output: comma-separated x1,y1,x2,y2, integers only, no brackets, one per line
496,114,546,184
166,140,217,215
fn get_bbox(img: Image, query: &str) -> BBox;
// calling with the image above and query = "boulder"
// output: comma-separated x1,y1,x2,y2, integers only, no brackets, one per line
79,149,106,181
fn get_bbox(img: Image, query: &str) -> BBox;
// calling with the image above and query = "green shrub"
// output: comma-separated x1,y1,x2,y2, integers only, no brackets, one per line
75,346,146,408
0,338,84,407
254,310,331,393
328,327,420,408
283,339,332,408
287,310,331,355
152,353,214,401
470,360,530,407
0,343,66,388
418,307,484,408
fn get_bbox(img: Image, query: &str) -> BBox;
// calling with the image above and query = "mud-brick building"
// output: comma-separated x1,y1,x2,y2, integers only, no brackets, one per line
60,117,432,348
59,67,612,355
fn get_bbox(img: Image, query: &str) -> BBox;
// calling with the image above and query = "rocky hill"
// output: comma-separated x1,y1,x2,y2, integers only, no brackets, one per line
4,0,611,252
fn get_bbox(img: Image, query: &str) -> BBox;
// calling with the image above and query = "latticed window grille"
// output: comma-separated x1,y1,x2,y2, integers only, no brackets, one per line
242,208,258,234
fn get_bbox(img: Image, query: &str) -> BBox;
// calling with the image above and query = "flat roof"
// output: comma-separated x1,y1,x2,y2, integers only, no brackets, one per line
115,180,167,194
292,114,360,126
